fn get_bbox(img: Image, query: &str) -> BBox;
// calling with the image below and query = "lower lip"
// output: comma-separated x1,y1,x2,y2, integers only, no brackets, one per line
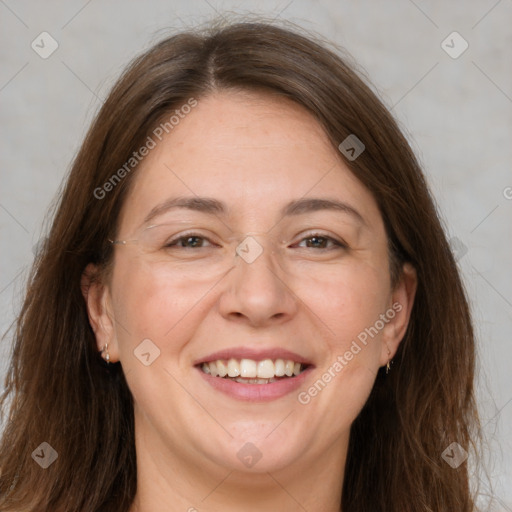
196,366,313,402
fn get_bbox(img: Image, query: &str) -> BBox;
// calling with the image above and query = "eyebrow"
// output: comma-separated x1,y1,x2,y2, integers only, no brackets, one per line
143,196,366,226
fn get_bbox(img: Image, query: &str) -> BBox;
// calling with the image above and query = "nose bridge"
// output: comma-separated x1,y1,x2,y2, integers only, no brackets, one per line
220,232,296,324
234,232,277,265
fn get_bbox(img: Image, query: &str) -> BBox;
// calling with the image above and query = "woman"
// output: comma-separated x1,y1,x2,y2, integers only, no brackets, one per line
0,21,481,511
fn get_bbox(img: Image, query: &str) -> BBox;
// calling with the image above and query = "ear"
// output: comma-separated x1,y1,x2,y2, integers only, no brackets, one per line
380,262,417,367
81,263,119,362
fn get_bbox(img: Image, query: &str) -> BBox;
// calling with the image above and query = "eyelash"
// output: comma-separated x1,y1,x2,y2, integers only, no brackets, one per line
165,232,347,250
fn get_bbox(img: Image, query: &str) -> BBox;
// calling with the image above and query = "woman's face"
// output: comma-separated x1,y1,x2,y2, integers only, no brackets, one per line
88,91,415,479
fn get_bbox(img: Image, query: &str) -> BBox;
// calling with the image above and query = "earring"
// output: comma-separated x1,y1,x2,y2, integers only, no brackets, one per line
101,343,110,364
386,346,391,374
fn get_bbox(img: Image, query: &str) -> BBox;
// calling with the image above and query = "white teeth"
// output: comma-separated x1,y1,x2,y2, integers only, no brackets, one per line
216,360,228,377
284,360,294,377
201,357,306,380
257,359,275,379
208,361,218,377
234,377,277,384
274,359,285,377
240,359,257,378
227,358,240,377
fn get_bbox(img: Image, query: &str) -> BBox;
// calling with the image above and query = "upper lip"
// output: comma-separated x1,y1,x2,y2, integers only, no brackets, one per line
193,347,314,366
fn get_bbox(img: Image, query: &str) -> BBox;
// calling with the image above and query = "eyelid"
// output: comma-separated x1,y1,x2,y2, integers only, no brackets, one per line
161,229,348,249
292,231,348,248
166,231,219,247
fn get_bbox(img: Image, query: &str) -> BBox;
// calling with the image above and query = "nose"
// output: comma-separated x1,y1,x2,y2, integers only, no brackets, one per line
218,237,298,328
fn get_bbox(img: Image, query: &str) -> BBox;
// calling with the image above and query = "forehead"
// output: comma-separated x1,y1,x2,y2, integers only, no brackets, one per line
118,90,382,231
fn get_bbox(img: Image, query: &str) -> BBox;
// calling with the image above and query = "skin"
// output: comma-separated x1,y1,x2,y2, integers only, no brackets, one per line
84,90,417,511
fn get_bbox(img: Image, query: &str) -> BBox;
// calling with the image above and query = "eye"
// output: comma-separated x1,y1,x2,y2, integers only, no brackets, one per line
295,234,346,250
166,234,215,249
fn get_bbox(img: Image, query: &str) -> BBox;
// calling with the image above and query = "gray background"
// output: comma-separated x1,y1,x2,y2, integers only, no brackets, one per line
0,0,511,508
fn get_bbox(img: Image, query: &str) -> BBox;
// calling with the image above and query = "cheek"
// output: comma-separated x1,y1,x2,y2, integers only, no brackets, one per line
109,257,215,354
302,262,390,422
294,258,390,351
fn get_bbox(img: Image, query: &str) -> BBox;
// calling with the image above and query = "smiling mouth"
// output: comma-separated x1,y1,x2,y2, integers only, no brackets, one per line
198,357,309,384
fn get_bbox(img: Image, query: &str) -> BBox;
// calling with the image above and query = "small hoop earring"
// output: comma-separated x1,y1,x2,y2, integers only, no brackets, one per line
386,346,391,374
102,343,110,364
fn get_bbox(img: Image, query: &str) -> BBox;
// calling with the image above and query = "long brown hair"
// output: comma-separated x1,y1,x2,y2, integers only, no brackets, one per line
0,20,481,511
